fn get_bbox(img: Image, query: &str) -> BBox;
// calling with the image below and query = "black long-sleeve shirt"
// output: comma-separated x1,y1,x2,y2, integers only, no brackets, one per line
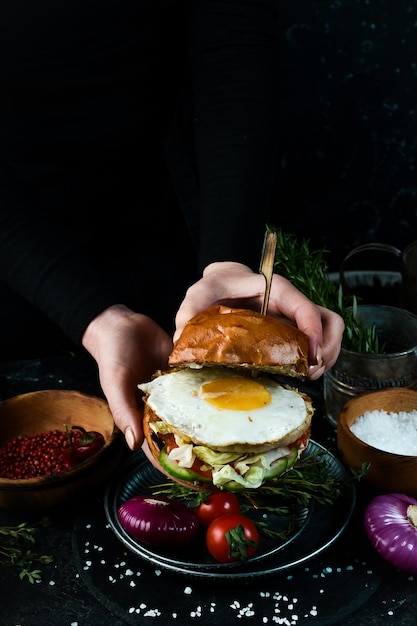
0,0,280,343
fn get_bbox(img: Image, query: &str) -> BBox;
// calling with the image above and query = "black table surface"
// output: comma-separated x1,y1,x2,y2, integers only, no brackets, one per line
0,354,416,626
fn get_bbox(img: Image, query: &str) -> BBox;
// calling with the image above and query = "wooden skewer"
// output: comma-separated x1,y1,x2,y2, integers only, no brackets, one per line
259,231,277,316
251,231,277,378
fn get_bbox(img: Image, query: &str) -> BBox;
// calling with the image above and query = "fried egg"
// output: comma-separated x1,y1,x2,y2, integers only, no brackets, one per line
138,367,310,449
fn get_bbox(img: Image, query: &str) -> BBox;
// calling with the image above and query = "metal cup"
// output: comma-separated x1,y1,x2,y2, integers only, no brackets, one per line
402,240,417,315
324,304,417,428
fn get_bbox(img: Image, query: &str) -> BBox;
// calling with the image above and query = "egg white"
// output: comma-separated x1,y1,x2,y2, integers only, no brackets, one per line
138,367,310,449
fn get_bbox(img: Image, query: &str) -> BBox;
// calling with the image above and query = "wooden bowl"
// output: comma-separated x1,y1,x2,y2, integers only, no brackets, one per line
337,388,417,497
0,389,124,511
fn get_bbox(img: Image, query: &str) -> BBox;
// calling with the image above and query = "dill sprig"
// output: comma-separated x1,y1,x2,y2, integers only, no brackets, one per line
269,226,384,354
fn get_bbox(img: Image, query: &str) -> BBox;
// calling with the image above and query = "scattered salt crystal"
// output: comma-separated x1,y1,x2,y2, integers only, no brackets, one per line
350,409,417,454
144,608,161,617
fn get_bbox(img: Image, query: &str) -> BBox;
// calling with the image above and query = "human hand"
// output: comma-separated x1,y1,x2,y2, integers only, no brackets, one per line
82,305,173,451
174,262,345,380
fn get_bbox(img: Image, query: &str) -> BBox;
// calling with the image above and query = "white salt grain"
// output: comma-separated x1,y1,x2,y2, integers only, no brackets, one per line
350,409,417,454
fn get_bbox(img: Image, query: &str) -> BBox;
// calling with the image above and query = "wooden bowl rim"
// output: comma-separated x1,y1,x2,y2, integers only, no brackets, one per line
0,388,107,406
0,389,121,487
338,387,417,458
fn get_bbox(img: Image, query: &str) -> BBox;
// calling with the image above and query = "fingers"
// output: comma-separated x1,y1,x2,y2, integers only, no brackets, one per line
174,301,201,342
110,402,144,451
84,308,173,452
174,262,267,341
98,369,144,450
174,263,345,380
306,307,345,380
264,276,345,376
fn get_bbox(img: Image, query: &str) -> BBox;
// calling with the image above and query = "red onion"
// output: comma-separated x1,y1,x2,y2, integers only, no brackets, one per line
364,492,417,574
117,494,200,548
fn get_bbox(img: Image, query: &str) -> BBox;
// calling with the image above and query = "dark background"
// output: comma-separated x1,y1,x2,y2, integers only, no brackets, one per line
1,5,417,622
268,0,417,272
1,0,417,361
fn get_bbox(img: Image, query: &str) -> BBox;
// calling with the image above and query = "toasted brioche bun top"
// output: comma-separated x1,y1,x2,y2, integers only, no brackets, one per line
168,305,309,378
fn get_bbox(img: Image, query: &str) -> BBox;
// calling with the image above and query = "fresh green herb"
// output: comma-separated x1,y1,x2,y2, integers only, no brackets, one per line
238,499,293,541
149,450,366,541
149,482,207,507
253,519,293,542
253,449,344,507
0,518,54,583
268,226,385,354
350,461,372,482
151,449,354,509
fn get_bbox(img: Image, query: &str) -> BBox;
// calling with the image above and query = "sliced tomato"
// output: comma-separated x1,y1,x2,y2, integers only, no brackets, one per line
165,433,212,480
288,430,310,451
190,457,213,480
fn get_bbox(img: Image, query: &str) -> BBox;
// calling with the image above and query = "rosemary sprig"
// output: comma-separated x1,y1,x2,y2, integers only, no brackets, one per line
149,482,207,507
253,519,293,542
149,450,364,542
239,500,293,541
253,449,343,507
0,517,54,583
269,226,384,354
150,449,352,509
271,229,341,309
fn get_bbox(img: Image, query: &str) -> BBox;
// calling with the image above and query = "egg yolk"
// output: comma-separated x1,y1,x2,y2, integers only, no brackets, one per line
201,376,272,410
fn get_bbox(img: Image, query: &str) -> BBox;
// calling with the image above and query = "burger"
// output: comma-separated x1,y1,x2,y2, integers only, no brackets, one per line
139,305,314,491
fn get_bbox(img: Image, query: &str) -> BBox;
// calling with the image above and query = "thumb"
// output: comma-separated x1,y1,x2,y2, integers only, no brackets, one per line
102,379,145,451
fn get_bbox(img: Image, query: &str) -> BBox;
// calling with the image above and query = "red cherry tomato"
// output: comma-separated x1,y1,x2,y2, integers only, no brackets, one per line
196,492,241,527
206,514,259,563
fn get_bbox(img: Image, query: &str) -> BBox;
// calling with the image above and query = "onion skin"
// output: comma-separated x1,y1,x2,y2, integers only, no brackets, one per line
364,492,417,574
117,494,200,548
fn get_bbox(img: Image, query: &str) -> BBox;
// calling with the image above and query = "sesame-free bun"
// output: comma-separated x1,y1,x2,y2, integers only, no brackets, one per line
139,305,312,491
168,304,309,379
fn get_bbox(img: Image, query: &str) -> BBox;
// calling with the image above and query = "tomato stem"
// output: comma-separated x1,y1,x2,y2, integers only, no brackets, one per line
226,524,256,561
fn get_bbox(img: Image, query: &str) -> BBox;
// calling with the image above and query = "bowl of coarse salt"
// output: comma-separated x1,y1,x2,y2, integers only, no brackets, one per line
337,388,417,497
